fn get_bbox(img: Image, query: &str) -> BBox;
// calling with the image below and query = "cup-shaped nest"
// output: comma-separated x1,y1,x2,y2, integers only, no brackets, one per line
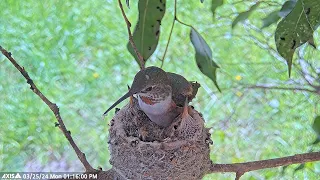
107,98,212,180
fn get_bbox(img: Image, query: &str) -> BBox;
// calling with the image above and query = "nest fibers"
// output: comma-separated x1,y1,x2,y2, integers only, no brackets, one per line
108,98,212,180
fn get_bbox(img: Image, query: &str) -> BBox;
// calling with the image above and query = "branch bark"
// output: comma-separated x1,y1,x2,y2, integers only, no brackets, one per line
118,0,145,69
245,85,317,94
210,152,320,179
0,46,96,172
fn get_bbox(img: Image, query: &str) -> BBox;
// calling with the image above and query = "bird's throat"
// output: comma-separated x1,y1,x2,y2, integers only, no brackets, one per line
138,93,172,116
139,96,157,105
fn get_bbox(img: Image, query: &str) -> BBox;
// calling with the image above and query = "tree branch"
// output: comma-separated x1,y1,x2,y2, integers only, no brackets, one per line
0,46,96,172
160,0,179,68
245,85,317,94
118,0,145,69
160,10,175,68
210,152,320,179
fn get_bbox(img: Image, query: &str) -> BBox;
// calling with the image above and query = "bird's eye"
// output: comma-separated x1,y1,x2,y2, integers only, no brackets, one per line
145,86,153,91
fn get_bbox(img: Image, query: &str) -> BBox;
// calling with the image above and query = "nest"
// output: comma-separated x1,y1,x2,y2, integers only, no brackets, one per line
107,98,212,180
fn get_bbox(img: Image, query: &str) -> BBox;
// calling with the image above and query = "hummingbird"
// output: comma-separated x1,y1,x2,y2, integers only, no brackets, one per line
177,99,203,140
103,66,199,127
165,98,203,140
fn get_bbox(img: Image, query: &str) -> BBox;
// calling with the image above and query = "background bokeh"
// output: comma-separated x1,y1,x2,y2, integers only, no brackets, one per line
0,0,319,179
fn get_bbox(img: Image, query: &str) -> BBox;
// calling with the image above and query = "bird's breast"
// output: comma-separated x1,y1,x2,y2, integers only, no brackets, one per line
138,94,172,116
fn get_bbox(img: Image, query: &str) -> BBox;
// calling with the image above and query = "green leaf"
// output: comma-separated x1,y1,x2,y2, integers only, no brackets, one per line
261,1,298,29
190,28,221,92
211,0,224,20
127,0,166,66
232,2,260,28
279,0,297,17
261,11,281,29
281,165,289,175
201,0,205,3
126,0,130,8
294,164,305,173
261,0,297,29
311,116,320,145
275,0,320,76
312,116,320,136
312,138,320,145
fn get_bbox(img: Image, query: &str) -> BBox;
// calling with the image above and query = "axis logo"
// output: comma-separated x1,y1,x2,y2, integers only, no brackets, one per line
1,173,21,179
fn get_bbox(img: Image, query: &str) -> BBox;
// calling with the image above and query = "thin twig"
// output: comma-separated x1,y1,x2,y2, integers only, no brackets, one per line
0,46,96,172
173,0,193,28
246,85,317,94
160,3,176,68
118,0,145,69
223,90,247,126
175,18,193,28
235,171,244,180
161,0,192,68
210,151,320,179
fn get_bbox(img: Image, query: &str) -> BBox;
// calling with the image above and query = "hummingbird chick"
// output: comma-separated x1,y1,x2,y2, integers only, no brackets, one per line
103,66,199,127
176,99,203,140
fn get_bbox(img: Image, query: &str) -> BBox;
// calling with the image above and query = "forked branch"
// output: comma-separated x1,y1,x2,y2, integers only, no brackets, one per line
0,46,96,172
210,152,320,179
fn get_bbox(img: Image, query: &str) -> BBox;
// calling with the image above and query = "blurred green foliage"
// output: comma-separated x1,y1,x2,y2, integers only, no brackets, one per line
0,0,319,179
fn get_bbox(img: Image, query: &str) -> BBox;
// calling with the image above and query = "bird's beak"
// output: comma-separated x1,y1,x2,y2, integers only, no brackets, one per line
103,91,132,116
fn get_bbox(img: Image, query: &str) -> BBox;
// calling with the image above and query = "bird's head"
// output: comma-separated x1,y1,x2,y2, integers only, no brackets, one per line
130,66,170,94
103,66,170,115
